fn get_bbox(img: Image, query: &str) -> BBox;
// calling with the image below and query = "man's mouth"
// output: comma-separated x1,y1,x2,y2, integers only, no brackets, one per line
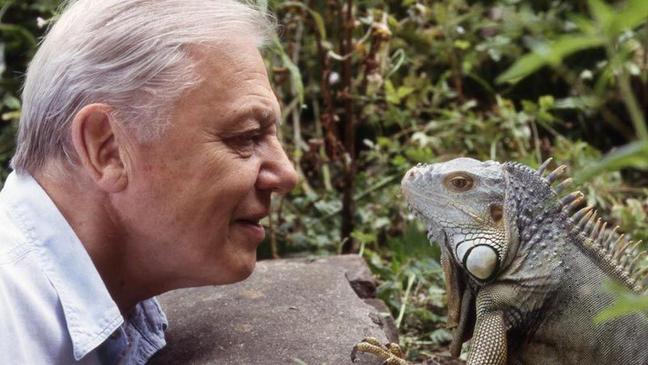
237,219,262,226
234,211,269,243
235,219,266,243
236,209,269,225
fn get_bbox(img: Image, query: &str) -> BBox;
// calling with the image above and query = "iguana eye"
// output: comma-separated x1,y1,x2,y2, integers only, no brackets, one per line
444,173,474,192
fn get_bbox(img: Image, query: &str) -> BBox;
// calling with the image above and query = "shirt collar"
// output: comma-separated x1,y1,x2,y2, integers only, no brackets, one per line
2,172,124,360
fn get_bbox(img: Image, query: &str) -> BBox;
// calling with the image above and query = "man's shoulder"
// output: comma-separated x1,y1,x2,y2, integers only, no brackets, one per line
0,210,59,322
0,177,76,362
0,234,77,364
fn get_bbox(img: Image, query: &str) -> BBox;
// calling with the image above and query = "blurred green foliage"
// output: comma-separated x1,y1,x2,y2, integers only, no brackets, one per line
0,0,60,182
2,0,647,360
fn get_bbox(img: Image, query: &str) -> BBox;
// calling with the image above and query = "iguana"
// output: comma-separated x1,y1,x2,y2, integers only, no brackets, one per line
352,157,648,365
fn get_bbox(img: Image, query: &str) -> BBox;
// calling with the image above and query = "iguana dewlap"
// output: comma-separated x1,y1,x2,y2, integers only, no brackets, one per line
401,158,648,365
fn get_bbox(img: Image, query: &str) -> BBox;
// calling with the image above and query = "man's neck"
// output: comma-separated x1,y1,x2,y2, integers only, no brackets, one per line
34,168,155,314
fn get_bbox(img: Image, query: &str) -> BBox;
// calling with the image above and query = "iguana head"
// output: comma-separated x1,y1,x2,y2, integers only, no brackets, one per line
402,157,518,283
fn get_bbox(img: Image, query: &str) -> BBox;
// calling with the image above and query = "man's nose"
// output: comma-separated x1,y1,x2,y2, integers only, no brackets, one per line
257,139,298,194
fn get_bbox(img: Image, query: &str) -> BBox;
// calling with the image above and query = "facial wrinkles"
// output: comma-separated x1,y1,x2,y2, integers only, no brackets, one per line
226,89,277,120
192,63,278,163
217,67,279,130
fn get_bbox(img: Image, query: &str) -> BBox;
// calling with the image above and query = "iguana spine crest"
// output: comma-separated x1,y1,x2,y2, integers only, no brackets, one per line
528,158,645,293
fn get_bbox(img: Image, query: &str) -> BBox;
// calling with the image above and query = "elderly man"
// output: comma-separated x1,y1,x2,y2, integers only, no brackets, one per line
0,0,297,363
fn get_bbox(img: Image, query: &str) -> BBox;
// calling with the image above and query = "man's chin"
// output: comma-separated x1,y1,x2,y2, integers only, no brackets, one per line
219,250,258,284
233,258,256,282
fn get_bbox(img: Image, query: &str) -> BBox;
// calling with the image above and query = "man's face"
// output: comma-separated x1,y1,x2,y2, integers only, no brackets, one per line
118,39,297,287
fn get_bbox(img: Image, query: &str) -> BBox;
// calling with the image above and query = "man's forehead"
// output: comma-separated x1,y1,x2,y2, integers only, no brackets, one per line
182,40,277,105
189,38,264,66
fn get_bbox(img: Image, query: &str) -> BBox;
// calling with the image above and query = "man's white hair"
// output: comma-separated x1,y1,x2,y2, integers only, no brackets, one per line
12,0,275,174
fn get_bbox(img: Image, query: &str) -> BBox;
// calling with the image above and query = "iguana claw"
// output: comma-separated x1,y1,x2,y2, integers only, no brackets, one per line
351,337,408,365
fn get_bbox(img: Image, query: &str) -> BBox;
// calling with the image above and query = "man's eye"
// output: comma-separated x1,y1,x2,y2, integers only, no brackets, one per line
227,133,263,156
235,136,256,147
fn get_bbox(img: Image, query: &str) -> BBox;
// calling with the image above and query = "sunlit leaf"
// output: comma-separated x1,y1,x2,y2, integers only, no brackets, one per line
575,140,648,183
497,34,605,84
588,0,614,30
607,0,648,35
351,230,377,245
553,96,601,110
397,86,415,99
385,80,400,104
1,111,20,122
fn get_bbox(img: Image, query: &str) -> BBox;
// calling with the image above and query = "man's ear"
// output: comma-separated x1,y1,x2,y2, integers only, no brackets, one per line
71,104,128,193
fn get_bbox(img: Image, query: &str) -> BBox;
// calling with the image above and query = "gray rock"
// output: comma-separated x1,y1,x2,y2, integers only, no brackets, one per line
150,255,397,365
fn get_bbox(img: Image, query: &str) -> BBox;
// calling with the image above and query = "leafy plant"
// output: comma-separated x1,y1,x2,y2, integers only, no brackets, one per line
498,0,648,183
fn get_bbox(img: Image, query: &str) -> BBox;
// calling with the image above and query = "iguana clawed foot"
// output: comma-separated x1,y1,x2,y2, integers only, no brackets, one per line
351,337,409,365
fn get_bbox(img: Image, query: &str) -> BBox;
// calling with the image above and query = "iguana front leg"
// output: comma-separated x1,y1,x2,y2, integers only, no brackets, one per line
467,311,508,365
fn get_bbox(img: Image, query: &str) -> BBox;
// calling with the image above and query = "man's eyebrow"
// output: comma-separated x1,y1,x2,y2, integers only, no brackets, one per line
245,107,280,127
224,107,279,132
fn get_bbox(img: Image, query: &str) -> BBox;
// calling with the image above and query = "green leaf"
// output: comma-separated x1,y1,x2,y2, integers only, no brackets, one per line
0,23,37,48
575,140,648,183
497,34,605,84
1,111,20,121
453,40,470,50
588,0,614,30
607,0,648,36
538,95,555,110
594,281,648,324
272,37,304,105
385,80,400,104
351,230,377,245
0,43,4,77
553,96,600,110
397,86,415,99
2,94,20,110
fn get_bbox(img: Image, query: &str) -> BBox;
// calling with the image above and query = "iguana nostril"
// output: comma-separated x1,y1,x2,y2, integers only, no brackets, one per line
465,245,498,280
403,165,435,184
401,170,414,187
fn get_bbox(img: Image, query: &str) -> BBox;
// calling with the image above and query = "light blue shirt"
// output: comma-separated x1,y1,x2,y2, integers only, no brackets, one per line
0,172,167,364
